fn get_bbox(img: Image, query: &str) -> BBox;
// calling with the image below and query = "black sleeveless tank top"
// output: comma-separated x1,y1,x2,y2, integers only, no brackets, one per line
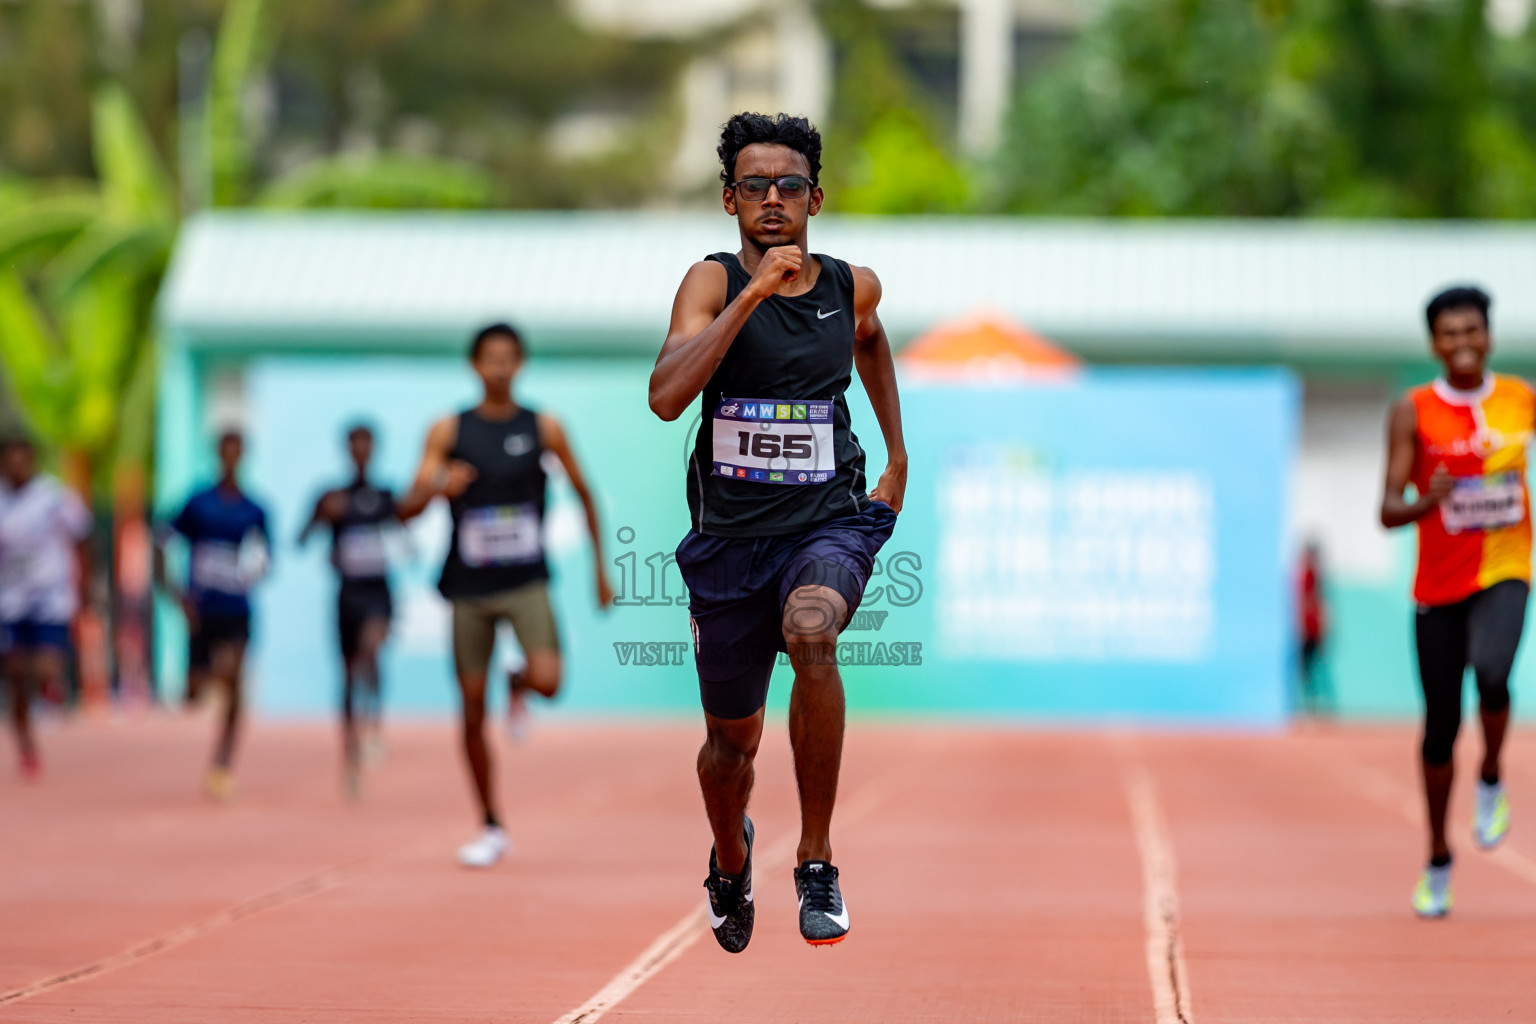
438,406,549,599
330,479,396,584
686,252,868,537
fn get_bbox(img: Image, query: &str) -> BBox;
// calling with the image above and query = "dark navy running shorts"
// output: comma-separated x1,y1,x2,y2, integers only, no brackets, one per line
188,612,251,671
338,579,393,660
0,618,71,654
676,499,897,720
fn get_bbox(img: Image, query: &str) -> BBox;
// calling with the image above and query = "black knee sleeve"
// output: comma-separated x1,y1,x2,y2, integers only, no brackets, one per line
1467,579,1527,717
1421,712,1460,766
1416,601,1467,767
1477,677,1512,714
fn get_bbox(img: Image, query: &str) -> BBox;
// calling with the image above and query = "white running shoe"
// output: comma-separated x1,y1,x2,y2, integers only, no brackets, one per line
1474,780,1511,849
361,729,386,767
1412,862,1453,918
457,826,509,868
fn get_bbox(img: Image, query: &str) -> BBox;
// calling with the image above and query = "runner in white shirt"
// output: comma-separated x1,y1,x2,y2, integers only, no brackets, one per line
0,437,93,781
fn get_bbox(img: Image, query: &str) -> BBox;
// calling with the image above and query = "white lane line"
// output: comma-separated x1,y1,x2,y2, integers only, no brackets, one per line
551,906,708,1024
552,785,886,1024
0,834,457,1009
0,861,363,1007
1344,763,1536,889
1121,763,1195,1024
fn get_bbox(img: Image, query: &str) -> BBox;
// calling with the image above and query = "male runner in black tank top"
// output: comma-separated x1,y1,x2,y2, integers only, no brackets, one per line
650,113,908,950
400,323,613,868
298,423,398,800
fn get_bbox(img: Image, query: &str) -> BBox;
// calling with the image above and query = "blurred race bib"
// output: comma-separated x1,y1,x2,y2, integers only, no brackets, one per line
1442,472,1526,535
191,541,246,593
461,504,542,567
337,525,389,578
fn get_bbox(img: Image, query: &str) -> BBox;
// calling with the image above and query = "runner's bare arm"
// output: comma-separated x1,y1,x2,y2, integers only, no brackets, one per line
251,516,275,585
296,491,342,546
649,250,804,421
851,265,907,512
1380,396,1452,528
151,528,192,620
397,416,469,521
539,413,614,609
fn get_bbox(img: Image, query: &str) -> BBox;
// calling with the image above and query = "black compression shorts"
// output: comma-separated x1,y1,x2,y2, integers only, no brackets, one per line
338,580,392,660
1415,579,1527,765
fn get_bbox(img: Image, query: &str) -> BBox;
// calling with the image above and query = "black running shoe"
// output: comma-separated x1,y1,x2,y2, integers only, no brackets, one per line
704,816,755,953
794,860,849,945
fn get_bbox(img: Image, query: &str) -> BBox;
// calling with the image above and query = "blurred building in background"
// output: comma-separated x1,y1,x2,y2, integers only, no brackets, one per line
571,0,1096,190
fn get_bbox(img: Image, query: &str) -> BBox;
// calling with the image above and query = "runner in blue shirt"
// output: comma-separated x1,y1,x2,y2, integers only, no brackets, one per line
155,430,271,801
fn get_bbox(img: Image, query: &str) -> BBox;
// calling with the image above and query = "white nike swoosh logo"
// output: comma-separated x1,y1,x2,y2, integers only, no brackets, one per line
797,896,849,930
707,889,752,929
817,308,841,319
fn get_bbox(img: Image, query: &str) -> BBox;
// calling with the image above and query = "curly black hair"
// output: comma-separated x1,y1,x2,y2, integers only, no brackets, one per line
1425,285,1491,332
469,322,525,361
718,112,822,187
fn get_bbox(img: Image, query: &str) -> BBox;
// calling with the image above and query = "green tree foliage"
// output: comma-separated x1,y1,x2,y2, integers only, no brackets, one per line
208,0,270,206
0,0,688,210
817,0,968,214
991,0,1536,217
0,3,98,178
0,85,174,487
838,110,968,214
258,154,491,210
0,0,525,487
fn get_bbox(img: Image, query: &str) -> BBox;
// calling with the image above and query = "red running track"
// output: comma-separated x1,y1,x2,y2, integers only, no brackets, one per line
2,715,1534,1022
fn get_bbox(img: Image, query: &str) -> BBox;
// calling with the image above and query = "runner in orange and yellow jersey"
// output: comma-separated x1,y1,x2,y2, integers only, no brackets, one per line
1381,285,1529,918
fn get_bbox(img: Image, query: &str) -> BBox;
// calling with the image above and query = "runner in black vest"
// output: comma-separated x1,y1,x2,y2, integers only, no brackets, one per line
650,113,908,951
400,323,613,868
298,423,399,799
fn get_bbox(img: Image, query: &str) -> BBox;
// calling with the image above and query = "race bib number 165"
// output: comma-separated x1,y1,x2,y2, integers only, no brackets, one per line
712,397,835,485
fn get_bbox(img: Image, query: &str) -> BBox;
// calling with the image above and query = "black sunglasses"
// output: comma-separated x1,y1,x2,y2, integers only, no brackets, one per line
728,175,813,201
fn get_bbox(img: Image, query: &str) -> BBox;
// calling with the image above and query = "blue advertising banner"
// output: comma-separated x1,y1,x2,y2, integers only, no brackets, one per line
877,370,1298,724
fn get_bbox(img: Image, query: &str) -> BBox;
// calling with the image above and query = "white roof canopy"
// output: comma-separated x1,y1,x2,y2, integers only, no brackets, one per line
160,212,1536,362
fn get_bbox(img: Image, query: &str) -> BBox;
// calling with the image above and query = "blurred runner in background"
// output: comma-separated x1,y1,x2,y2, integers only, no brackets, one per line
1380,285,1526,919
155,430,272,802
0,436,93,781
1296,540,1333,717
399,323,613,868
299,422,399,800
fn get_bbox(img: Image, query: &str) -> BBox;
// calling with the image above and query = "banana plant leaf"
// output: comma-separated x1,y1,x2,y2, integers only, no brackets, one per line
93,83,175,225
0,193,102,273
259,154,493,209
0,271,67,440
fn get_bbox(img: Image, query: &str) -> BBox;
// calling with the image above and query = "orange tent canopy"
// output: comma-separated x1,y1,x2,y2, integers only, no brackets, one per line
897,312,1080,378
